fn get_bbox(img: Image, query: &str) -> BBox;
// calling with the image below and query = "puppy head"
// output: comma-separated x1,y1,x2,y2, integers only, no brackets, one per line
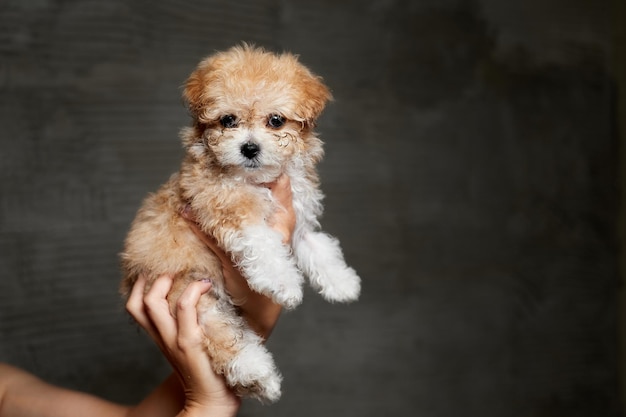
182,44,331,182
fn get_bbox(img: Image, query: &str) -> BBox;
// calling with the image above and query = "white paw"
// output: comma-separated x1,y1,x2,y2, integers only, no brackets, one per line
316,266,361,303
270,277,304,309
227,343,282,403
244,262,304,309
245,269,304,309
256,369,282,403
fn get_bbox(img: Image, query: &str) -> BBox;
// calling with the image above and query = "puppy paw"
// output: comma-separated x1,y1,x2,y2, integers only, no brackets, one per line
227,344,282,403
316,266,361,303
270,280,303,309
254,368,282,403
243,258,304,308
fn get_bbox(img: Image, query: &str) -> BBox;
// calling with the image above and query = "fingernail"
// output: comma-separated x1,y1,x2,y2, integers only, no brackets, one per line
201,278,213,284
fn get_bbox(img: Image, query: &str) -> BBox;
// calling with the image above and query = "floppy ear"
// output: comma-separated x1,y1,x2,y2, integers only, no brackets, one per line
183,73,202,117
183,64,207,119
295,75,333,123
182,56,221,120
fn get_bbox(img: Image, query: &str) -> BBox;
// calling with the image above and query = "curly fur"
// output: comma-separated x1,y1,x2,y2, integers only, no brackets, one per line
120,44,361,403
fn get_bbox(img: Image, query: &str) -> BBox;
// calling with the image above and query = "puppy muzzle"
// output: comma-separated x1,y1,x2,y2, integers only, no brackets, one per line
241,142,261,160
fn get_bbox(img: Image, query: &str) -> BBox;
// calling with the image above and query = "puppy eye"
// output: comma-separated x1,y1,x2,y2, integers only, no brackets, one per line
219,114,238,128
267,114,285,129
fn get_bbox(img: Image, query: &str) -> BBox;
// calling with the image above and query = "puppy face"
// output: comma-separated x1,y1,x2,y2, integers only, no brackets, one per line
182,45,332,182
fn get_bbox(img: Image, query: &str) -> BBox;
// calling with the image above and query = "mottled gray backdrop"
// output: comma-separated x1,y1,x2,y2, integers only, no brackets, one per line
0,1,620,416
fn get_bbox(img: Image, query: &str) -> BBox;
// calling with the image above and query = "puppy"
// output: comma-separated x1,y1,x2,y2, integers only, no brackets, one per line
120,44,361,403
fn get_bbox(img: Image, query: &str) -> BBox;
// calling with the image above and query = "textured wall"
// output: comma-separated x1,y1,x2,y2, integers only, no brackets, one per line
0,1,619,416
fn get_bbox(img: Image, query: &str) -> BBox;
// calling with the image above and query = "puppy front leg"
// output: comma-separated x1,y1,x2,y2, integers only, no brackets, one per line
293,230,361,303
225,224,304,309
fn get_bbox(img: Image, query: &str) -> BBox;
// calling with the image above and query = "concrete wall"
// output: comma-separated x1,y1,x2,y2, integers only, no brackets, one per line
0,1,618,416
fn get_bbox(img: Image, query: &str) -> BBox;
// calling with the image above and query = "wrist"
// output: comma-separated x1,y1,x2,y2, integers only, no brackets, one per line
240,294,282,339
177,393,241,417
177,402,239,417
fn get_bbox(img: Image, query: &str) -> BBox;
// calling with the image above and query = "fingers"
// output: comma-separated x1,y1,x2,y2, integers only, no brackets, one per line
126,274,176,352
126,274,152,331
143,275,177,345
126,275,214,359
266,175,296,244
266,174,293,209
176,280,212,343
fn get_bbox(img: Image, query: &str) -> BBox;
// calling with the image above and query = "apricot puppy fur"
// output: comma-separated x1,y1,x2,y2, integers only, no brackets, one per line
121,45,361,402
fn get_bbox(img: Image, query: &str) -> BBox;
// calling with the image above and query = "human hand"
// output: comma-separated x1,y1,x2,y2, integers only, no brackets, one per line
126,274,240,417
180,173,296,338
263,173,297,245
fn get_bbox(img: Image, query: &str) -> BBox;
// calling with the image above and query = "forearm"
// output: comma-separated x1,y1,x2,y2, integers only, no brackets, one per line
0,365,236,417
0,364,129,417
125,373,185,417
240,293,282,339
176,406,238,417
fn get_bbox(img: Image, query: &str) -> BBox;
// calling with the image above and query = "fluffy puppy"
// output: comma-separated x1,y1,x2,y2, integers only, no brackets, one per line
120,45,361,403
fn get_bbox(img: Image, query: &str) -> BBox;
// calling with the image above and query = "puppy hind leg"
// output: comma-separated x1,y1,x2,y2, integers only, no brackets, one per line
226,330,282,403
294,231,361,303
198,298,282,403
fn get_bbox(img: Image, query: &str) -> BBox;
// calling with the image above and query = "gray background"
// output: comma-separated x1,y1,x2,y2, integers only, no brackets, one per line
0,0,620,416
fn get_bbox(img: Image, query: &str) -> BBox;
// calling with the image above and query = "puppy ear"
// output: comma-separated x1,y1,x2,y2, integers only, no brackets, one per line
183,67,205,119
182,58,218,120
295,74,333,123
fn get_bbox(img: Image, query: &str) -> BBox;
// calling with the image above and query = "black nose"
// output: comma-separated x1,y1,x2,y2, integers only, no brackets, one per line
241,142,260,159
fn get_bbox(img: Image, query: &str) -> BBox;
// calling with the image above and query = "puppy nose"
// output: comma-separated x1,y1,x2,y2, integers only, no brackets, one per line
241,142,260,159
